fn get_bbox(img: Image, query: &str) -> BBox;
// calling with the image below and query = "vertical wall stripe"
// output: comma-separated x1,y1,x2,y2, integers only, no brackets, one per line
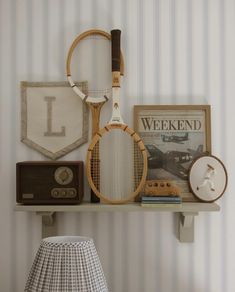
155,214,163,292
203,2,211,292
90,0,98,243
137,0,145,292
88,2,103,279
153,0,160,100
170,1,179,292
204,0,209,100
92,0,98,27
58,0,65,79
121,0,129,119
26,0,46,284
74,0,81,33
187,0,193,99
25,0,34,271
0,0,2,163
104,1,114,290
9,1,17,291
137,0,144,103
26,0,33,79
186,2,194,291
121,212,129,291
153,1,163,291
42,0,49,77
219,1,227,292
107,212,115,291
170,0,176,100
120,1,129,290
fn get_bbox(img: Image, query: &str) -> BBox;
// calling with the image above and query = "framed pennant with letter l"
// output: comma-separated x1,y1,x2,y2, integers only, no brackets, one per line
21,81,89,160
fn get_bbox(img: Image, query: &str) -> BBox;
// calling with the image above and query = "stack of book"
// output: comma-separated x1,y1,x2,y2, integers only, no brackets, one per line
141,195,182,207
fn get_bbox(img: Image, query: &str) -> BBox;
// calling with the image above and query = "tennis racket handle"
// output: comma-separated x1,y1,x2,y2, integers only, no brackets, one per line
91,189,100,203
111,29,121,72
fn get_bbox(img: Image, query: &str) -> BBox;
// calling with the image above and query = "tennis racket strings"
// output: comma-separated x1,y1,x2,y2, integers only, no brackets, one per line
98,130,145,200
68,32,112,102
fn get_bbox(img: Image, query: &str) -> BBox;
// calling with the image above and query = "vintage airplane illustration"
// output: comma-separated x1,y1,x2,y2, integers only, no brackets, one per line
161,132,189,144
146,144,204,180
187,144,204,157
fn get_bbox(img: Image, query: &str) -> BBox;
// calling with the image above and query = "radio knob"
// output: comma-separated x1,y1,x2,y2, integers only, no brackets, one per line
61,190,67,197
51,189,60,198
69,189,76,198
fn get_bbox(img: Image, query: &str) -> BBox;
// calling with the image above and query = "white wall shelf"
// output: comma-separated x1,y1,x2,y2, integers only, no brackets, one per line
14,202,220,243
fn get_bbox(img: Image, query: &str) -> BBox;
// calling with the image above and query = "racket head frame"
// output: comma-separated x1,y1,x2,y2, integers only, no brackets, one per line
86,124,148,204
66,29,125,104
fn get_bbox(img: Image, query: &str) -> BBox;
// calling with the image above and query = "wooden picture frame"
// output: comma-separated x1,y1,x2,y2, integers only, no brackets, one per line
21,81,89,160
189,155,228,202
134,105,211,201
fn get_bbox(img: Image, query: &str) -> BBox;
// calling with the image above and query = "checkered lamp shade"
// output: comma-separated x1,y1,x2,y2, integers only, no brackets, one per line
24,236,108,292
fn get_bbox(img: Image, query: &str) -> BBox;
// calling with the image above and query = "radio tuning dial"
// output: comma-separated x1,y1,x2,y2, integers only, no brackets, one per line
54,167,74,185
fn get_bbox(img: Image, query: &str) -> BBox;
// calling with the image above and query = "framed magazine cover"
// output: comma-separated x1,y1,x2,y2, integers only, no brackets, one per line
134,105,211,201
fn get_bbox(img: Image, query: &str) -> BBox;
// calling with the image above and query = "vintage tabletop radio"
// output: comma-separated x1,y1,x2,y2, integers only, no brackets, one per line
16,161,84,204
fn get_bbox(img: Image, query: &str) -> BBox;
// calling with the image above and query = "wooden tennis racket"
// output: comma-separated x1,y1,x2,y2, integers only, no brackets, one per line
86,29,147,204
66,29,124,203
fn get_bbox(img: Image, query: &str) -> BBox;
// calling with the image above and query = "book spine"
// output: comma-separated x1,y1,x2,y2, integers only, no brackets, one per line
141,203,182,208
141,196,182,203
141,201,182,204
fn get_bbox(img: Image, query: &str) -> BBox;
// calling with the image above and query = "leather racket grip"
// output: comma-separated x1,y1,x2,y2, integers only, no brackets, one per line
111,29,121,72
91,189,100,203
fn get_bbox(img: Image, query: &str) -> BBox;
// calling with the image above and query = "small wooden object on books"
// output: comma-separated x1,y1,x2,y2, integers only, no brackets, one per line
143,179,181,196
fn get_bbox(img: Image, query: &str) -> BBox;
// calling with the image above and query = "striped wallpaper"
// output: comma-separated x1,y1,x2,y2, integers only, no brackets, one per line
0,0,234,291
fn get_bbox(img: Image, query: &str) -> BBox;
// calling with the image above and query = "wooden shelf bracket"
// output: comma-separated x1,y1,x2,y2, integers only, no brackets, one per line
36,211,57,239
179,212,198,243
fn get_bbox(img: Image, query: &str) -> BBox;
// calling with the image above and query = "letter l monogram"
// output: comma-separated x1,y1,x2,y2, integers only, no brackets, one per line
44,96,66,137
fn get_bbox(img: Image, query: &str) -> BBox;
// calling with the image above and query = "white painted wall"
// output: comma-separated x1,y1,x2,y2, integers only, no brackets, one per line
0,0,234,291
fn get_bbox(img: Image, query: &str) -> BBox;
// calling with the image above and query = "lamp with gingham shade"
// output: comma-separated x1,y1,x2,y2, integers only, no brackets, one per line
24,236,108,292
